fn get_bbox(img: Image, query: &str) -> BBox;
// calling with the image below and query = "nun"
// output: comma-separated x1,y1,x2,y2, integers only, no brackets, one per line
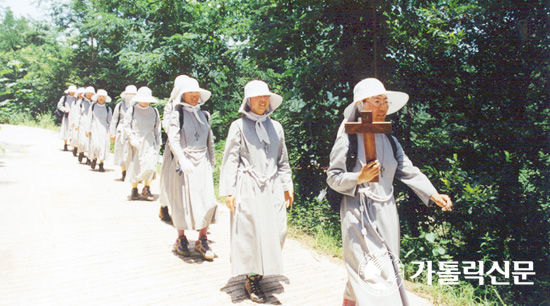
77,86,95,164
110,85,137,180
85,89,113,172
123,86,161,201
326,78,453,306
167,77,217,261
69,87,85,156
219,80,294,304
159,75,188,222
57,85,77,151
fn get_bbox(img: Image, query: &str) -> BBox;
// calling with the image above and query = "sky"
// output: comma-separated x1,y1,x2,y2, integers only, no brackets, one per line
1,0,51,21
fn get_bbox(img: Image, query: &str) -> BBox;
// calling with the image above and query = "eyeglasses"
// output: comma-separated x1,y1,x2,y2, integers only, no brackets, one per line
363,99,392,107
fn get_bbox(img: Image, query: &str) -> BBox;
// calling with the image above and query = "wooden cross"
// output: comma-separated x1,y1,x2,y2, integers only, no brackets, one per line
345,110,392,182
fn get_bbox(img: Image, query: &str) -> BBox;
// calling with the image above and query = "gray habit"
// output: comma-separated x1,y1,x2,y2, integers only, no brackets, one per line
219,117,293,276
58,95,76,140
167,106,217,231
109,101,131,167
77,98,92,154
159,100,176,209
123,105,161,184
86,103,112,161
327,120,437,306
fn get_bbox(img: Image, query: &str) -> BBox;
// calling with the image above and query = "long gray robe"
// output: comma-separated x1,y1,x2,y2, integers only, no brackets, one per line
69,98,82,147
123,105,161,184
159,100,176,209
327,120,437,306
219,117,293,276
86,103,112,161
167,106,217,231
109,101,130,167
57,95,76,140
77,98,92,154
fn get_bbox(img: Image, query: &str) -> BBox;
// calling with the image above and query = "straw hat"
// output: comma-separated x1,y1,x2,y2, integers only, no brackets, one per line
84,86,96,95
344,78,409,118
131,86,158,104
92,89,112,103
121,85,138,98
238,80,283,113
174,77,211,105
169,75,190,101
64,85,77,94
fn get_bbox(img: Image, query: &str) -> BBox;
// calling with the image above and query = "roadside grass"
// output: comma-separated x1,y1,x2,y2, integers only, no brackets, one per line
0,112,59,131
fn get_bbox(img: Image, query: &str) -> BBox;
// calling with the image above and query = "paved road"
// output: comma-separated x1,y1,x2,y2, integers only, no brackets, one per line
0,124,432,305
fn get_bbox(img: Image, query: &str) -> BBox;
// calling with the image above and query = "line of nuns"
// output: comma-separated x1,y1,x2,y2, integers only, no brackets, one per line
57,77,452,305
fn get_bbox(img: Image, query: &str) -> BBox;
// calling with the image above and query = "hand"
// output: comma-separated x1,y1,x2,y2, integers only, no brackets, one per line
225,195,236,213
430,193,453,212
284,190,294,208
130,138,140,148
110,135,115,141
178,158,195,175
75,127,79,130
85,132,90,137
357,160,380,185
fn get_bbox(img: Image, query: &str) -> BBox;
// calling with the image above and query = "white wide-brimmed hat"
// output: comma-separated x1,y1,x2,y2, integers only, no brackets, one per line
121,85,137,98
174,77,211,105
77,87,85,95
92,89,112,103
84,86,96,95
343,78,409,119
131,86,159,104
238,80,283,113
64,85,77,94
169,75,190,101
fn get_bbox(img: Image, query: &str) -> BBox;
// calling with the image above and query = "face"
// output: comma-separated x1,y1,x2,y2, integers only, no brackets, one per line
362,94,390,122
249,95,270,115
68,91,76,96
183,92,201,106
138,102,150,108
85,92,93,99
124,94,135,103
78,93,83,98
97,95,106,104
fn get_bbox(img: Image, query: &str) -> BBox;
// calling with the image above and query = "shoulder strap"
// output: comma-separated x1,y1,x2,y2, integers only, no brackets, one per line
202,110,211,125
385,134,398,161
173,104,184,130
153,107,159,128
115,103,122,128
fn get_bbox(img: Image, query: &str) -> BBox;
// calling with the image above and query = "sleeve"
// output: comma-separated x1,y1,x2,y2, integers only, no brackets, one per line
162,101,173,132
393,137,437,206
218,121,242,197
326,120,360,197
207,128,216,168
57,97,67,112
154,109,161,151
167,108,186,164
109,103,120,136
123,107,138,146
276,123,293,193
107,107,113,130
85,107,93,134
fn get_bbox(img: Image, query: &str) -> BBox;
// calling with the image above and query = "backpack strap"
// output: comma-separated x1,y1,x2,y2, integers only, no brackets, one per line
385,134,398,161
114,103,122,128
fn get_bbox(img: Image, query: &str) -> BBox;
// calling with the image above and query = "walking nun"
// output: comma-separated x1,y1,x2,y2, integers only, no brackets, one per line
159,75,188,222
219,80,294,304
326,78,453,306
110,85,137,180
167,77,217,260
77,86,95,164
57,85,77,151
85,89,113,172
69,87,85,156
123,86,161,201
